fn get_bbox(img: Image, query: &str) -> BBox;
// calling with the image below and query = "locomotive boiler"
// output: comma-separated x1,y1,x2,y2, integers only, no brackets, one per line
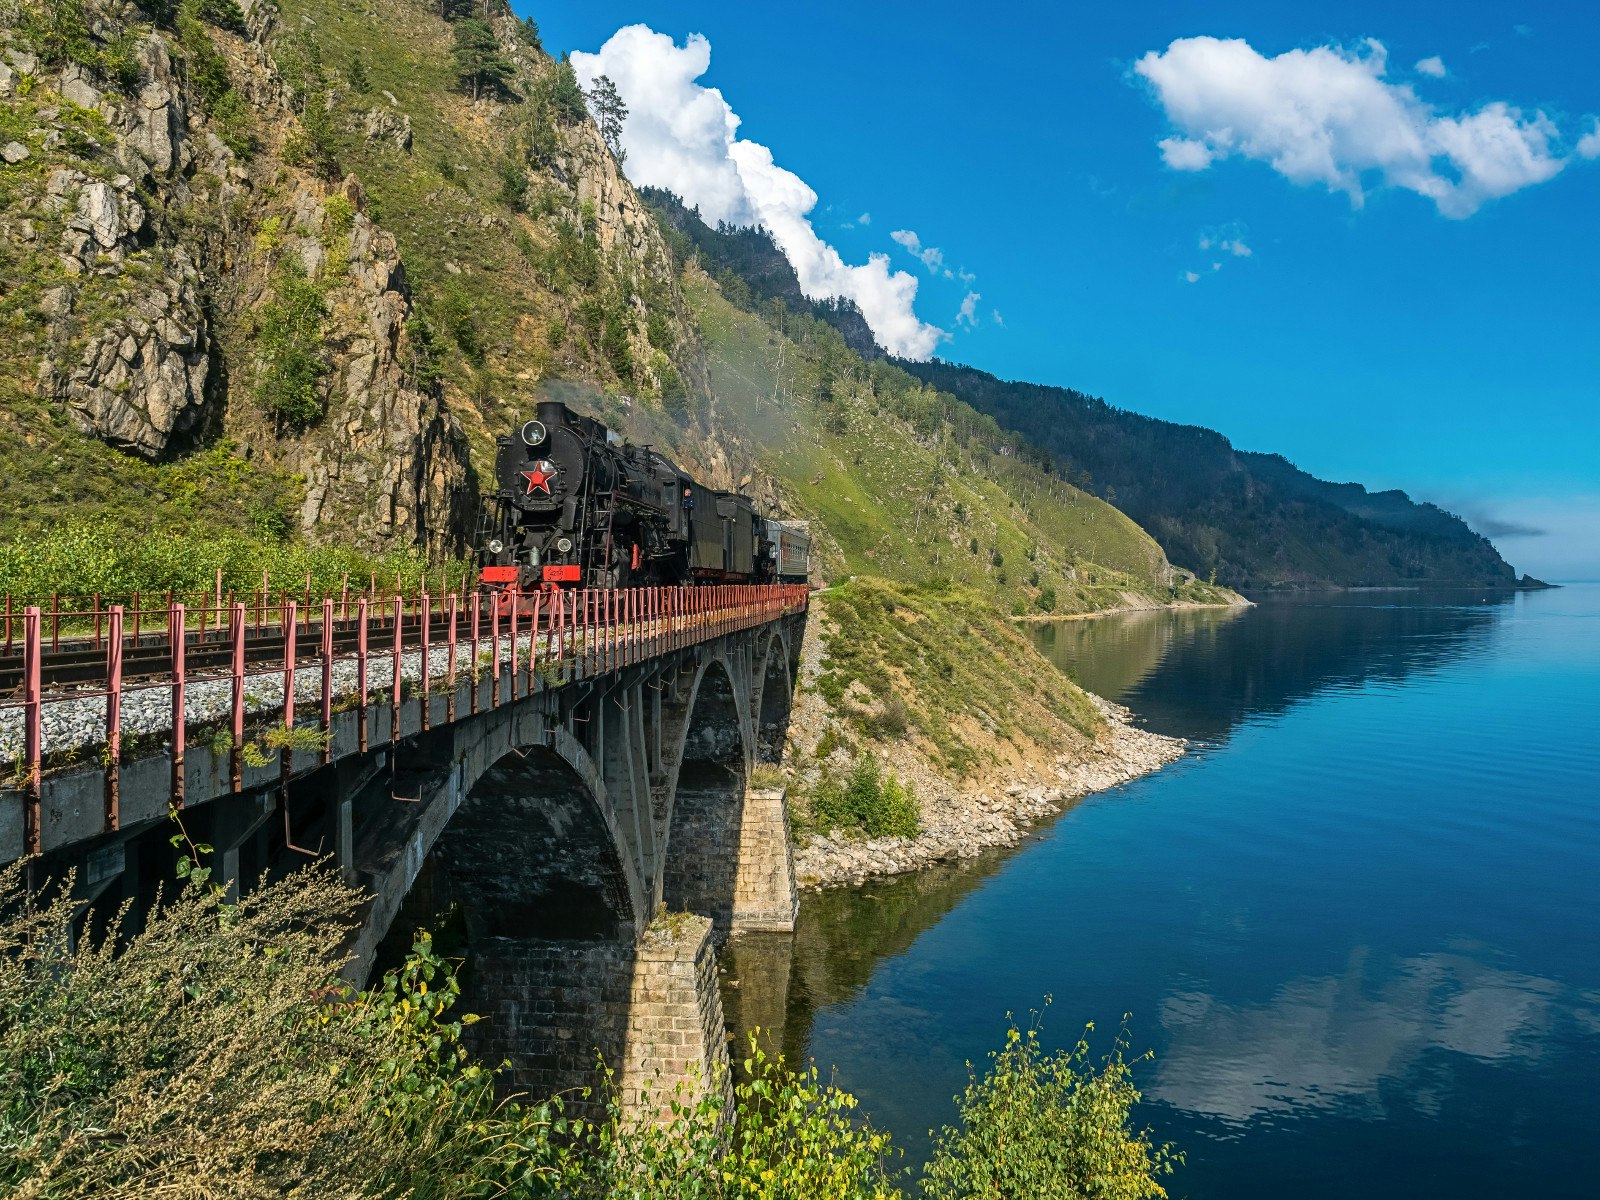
476,400,809,597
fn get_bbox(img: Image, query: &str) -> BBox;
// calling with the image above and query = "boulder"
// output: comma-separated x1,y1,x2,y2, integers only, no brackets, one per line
77,181,121,248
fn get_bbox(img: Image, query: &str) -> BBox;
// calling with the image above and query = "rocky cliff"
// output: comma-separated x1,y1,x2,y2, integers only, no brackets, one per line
0,0,701,554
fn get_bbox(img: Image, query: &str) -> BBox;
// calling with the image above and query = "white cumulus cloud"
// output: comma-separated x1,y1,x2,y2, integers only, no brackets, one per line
1199,232,1252,257
571,26,944,359
890,228,946,273
955,291,980,329
1415,55,1446,78
1134,36,1573,217
1579,120,1600,160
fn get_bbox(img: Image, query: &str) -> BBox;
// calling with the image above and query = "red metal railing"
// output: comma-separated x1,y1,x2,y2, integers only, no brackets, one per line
4,584,809,854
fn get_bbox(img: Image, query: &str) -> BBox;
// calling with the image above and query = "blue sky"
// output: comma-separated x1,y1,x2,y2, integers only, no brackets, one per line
524,1,1599,579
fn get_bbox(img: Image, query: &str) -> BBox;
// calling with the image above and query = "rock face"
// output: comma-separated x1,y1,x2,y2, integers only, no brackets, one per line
15,6,476,548
275,181,473,554
55,253,212,459
34,146,211,459
363,105,413,150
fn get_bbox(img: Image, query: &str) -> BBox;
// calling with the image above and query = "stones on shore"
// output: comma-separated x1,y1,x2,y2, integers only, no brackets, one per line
792,697,1185,890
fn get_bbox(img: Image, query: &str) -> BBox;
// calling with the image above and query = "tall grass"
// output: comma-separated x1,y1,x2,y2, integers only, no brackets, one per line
0,518,472,606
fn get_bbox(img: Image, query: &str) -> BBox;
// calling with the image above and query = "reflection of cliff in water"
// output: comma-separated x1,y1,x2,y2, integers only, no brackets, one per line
1028,593,1510,742
721,845,1014,1060
1028,606,1246,704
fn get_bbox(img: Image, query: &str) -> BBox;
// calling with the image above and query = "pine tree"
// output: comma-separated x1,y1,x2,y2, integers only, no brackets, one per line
587,73,627,163
452,19,512,101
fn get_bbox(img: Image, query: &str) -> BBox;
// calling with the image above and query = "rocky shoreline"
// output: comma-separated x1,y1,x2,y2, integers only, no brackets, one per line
791,694,1184,890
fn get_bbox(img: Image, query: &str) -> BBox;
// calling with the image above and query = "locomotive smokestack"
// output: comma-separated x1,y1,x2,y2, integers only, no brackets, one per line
537,399,567,431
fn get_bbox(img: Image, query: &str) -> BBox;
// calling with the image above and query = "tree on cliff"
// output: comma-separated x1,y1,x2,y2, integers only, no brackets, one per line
587,73,628,163
451,18,512,101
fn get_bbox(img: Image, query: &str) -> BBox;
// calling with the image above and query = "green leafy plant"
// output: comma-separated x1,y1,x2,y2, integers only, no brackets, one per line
0,863,564,1197
807,754,920,839
562,1033,902,1199
922,1004,1181,1200
254,257,329,429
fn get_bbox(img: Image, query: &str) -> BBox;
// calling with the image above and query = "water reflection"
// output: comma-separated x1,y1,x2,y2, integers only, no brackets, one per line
1154,947,1562,1125
718,588,1600,1199
1028,594,1509,740
721,845,1016,1063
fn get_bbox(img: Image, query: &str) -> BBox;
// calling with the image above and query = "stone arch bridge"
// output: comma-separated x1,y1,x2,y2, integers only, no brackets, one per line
0,585,809,1111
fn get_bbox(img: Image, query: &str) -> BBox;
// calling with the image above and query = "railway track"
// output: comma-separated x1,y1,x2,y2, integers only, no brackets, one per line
0,613,478,696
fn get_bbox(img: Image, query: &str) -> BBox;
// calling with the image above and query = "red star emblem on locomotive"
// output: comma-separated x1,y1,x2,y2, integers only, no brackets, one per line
521,460,557,494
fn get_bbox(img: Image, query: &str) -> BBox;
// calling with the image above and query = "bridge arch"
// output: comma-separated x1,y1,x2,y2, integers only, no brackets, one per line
425,741,641,942
754,625,797,763
365,717,652,1106
660,655,753,935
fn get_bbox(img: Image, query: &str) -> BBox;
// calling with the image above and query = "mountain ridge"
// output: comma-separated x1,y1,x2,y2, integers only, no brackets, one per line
634,201,1533,590
899,358,1532,589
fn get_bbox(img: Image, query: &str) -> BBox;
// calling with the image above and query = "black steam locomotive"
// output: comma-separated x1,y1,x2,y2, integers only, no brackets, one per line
477,400,810,596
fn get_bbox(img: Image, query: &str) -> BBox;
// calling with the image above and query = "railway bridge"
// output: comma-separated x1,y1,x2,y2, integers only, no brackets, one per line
0,582,809,1112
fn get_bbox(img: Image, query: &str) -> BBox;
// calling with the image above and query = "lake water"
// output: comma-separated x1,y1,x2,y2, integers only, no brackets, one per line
721,585,1600,1198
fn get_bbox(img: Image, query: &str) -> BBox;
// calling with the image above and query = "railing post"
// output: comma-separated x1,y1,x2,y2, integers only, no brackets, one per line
604,589,613,673
509,591,520,702
170,603,186,807
557,588,568,682
470,591,481,715
490,593,501,708
357,597,369,754
104,605,123,832
530,591,544,689
230,601,245,789
22,607,41,855
446,593,459,722
420,591,432,731
282,601,297,777
391,594,403,737
578,589,588,679
321,596,334,762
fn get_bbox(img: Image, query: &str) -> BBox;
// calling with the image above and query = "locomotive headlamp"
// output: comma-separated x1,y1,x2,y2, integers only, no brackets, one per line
520,420,547,447
555,536,574,554
487,538,504,555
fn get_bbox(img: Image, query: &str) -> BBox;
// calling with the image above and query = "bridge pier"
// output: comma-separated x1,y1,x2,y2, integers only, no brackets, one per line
468,913,729,1116
731,785,799,932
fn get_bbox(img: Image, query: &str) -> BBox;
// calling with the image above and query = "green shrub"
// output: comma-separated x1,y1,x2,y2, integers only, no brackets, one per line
435,279,485,365
0,862,563,1198
601,306,633,378
1036,585,1057,613
346,50,370,93
864,690,909,739
923,1007,1180,1200
871,773,920,838
498,159,529,211
254,258,328,428
808,755,920,839
176,1,233,109
564,1034,902,1199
